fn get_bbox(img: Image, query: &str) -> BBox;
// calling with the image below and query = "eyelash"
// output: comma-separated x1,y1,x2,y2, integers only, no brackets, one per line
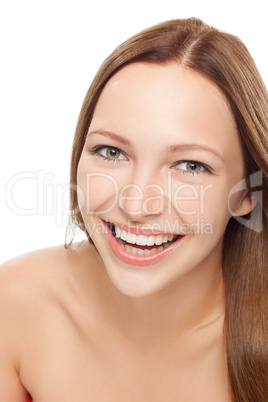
89,145,212,174
90,145,127,163
172,161,211,175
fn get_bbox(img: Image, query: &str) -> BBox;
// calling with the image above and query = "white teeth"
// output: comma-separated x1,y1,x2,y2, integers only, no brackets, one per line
136,235,148,246
119,238,164,255
114,224,177,247
124,244,132,253
129,245,138,254
155,234,164,245
147,236,155,246
127,232,136,244
163,242,170,250
114,225,121,238
120,229,127,241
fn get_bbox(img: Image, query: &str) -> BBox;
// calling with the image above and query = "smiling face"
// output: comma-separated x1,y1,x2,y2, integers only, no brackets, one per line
77,62,252,297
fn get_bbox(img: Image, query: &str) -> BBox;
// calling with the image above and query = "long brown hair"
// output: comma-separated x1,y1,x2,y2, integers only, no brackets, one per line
68,18,268,401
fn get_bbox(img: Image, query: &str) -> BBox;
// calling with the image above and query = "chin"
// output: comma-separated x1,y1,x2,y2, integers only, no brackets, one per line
104,264,168,298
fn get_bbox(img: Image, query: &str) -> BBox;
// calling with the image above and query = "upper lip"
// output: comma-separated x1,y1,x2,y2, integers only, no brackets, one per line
104,220,181,236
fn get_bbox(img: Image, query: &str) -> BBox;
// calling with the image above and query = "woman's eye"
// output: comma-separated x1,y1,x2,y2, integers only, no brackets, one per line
98,147,125,160
174,161,208,174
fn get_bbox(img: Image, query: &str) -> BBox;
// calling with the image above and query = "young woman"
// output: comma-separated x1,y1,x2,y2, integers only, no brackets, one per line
1,18,267,401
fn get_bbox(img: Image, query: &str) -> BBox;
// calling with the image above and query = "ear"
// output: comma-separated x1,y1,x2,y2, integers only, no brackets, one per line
233,192,258,217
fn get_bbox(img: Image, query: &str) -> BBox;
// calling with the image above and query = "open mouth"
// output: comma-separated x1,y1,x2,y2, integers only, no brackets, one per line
108,222,180,256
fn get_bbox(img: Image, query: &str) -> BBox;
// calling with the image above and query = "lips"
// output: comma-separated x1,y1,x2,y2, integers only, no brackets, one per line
104,221,184,266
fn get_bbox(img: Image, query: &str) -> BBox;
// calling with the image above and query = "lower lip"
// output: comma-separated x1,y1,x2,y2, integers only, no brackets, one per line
103,221,185,267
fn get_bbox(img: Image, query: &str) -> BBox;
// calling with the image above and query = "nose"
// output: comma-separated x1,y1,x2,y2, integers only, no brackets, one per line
118,179,168,219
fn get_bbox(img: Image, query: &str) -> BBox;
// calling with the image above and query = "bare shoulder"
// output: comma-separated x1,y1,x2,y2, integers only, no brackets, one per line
0,242,101,399
0,240,101,347
0,241,87,273
0,244,66,294
0,241,99,318
0,240,95,284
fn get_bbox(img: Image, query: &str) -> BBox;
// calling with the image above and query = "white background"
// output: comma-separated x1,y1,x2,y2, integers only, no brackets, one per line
1,0,267,263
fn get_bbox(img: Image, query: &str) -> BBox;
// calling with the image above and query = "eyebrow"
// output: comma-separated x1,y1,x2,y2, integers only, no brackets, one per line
87,129,131,146
167,144,225,162
87,129,224,162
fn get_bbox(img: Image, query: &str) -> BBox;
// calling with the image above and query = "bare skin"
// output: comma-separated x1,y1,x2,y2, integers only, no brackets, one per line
0,242,230,401
1,63,252,401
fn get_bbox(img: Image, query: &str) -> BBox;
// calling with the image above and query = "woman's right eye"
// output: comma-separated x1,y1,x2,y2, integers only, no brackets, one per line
91,146,127,162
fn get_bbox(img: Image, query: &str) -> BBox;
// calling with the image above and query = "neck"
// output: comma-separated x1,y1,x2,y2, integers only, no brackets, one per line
102,258,225,346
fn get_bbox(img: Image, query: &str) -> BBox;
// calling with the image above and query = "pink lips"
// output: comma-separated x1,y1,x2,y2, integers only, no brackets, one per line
103,221,185,267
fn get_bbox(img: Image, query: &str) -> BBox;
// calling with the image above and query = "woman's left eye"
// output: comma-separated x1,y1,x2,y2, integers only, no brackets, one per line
173,161,209,174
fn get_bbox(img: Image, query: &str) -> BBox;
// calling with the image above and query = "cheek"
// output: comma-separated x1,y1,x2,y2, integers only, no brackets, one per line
77,159,119,216
172,182,213,218
171,180,232,234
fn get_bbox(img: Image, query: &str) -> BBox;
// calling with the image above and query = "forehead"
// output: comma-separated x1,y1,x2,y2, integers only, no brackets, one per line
90,62,240,158
95,61,233,118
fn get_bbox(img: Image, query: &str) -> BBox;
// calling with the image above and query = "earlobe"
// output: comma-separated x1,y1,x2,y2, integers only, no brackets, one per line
233,193,258,217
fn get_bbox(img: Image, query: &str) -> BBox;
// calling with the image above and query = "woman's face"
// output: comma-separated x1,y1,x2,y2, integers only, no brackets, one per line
77,62,251,297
